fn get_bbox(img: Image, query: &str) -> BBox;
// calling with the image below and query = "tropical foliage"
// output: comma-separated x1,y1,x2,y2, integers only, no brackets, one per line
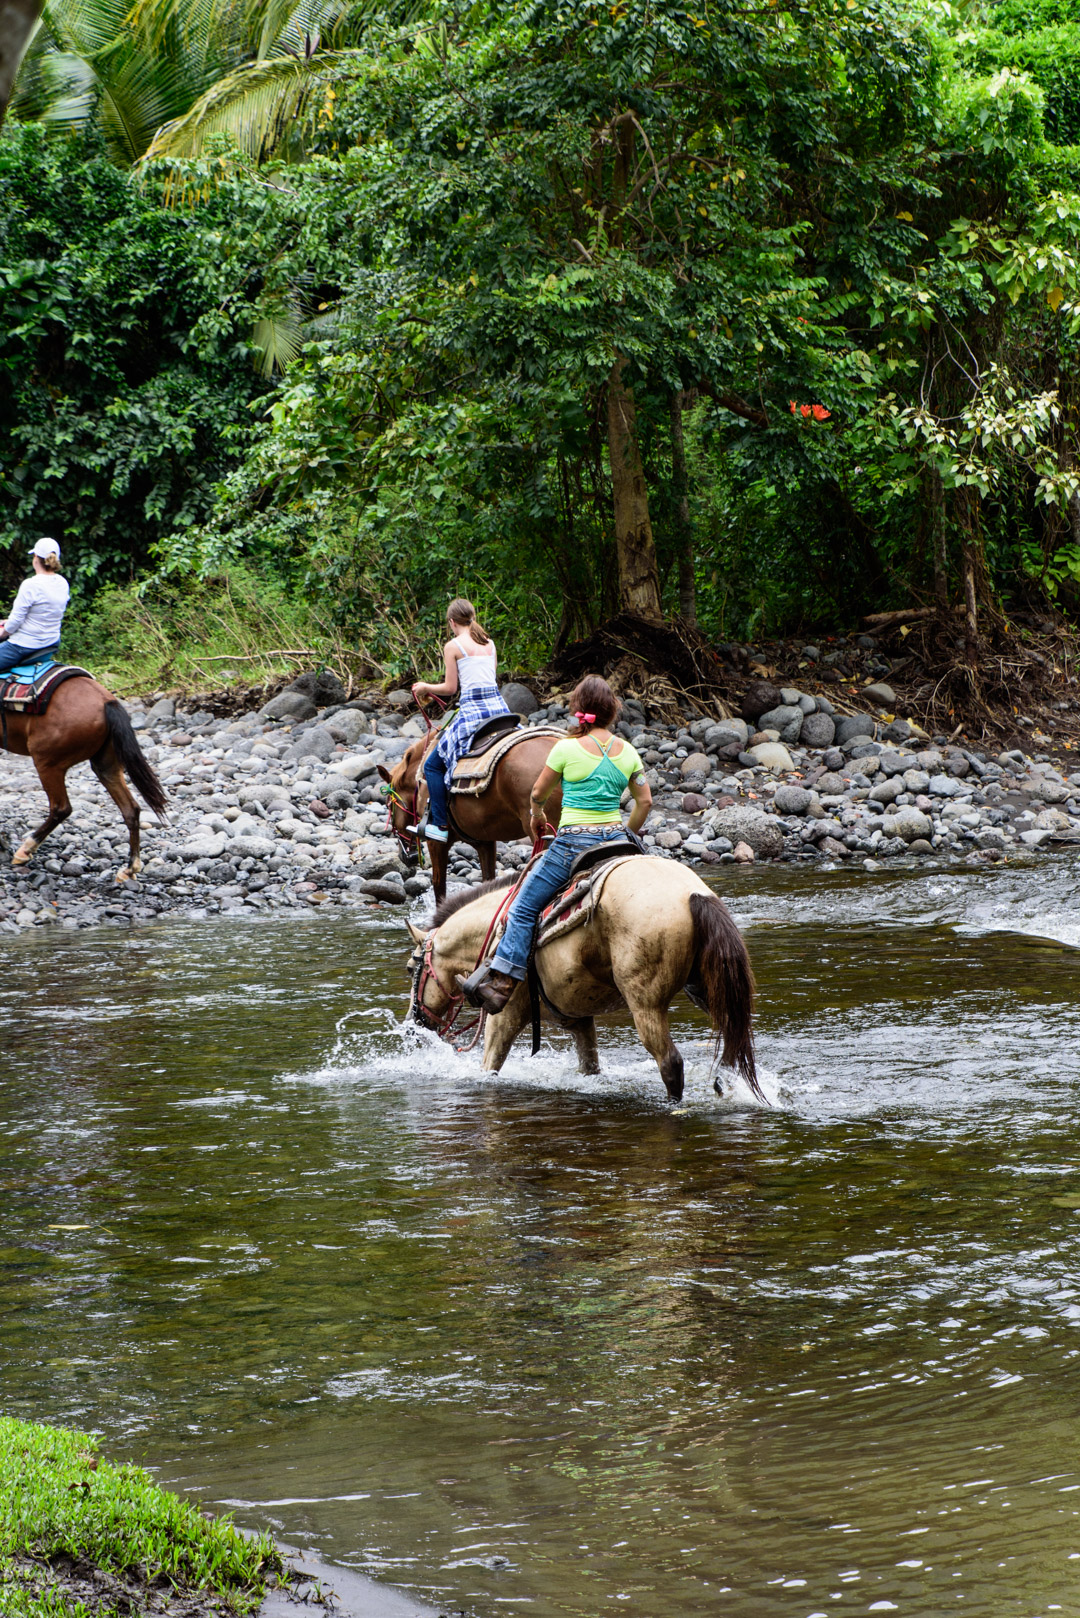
2,0,1080,675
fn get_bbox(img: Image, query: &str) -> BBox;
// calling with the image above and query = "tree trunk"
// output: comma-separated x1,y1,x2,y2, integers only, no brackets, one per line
0,0,42,126
670,388,696,626
926,463,948,611
605,356,662,617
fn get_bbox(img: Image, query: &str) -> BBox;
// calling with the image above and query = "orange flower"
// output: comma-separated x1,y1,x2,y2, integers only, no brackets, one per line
811,403,831,421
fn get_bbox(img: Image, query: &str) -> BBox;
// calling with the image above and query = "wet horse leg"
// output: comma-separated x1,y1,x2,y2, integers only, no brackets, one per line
429,839,449,904
13,759,72,865
482,983,531,1071
90,739,141,881
567,1017,600,1076
627,1002,685,1103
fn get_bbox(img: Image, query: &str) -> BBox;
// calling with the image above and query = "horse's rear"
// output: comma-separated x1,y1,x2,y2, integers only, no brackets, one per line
491,858,759,1103
2,676,167,879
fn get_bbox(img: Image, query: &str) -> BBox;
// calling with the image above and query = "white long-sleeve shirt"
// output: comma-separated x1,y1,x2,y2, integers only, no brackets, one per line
5,573,69,648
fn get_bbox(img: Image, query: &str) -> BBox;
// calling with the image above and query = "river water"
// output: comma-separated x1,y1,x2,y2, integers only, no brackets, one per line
3,858,1080,1617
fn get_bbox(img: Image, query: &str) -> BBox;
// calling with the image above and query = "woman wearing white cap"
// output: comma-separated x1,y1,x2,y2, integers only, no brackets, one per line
0,538,70,674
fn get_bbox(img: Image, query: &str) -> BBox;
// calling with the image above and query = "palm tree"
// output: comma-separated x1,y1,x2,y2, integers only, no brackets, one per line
7,0,410,165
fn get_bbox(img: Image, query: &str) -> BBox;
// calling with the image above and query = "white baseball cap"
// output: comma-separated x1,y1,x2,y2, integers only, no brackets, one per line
30,538,60,560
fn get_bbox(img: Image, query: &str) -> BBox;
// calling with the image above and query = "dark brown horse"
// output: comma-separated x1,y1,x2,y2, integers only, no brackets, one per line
380,729,563,902
3,676,167,881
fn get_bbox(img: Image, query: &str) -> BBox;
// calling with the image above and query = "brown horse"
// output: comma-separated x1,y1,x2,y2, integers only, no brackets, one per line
2,677,167,881
380,729,563,902
406,858,760,1104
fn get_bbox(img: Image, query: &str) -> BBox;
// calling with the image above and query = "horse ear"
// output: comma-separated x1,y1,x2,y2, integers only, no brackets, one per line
377,765,392,782
406,919,428,944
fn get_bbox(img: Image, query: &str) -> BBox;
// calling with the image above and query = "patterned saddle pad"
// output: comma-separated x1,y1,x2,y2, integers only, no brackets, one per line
451,725,564,797
0,662,92,714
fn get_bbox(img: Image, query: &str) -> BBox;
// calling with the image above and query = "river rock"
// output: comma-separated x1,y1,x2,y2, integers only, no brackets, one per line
902,769,929,794
834,715,874,746
230,835,278,859
877,751,909,777
732,840,755,864
758,705,804,742
260,690,318,722
704,720,748,750
976,827,1008,849
238,782,289,807
681,751,712,777
682,792,709,814
869,776,904,805
748,741,795,773
774,784,812,815
742,681,783,723
862,682,896,709
710,807,784,859
179,832,228,862
313,671,348,707
500,682,538,716
287,725,336,763
885,806,932,842
814,771,846,796
328,710,373,746
928,774,961,797
799,711,835,749
147,697,175,719
1029,777,1070,804
819,835,849,858
655,829,683,849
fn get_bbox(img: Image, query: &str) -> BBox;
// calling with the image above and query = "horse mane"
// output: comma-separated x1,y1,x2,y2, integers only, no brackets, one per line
429,873,517,929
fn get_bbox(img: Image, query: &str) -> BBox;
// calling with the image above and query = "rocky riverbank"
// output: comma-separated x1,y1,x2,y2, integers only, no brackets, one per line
0,669,1075,932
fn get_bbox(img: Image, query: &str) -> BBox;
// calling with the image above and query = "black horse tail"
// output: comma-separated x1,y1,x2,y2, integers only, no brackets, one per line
103,700,169,818
688,891,763,1101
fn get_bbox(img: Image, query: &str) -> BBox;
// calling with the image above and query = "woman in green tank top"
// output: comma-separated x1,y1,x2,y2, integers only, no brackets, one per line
460,675,652,1015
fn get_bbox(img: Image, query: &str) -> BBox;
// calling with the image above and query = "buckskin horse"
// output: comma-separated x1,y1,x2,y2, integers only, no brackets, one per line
1,671,167,881
380,723,564,903
406,856,761,1104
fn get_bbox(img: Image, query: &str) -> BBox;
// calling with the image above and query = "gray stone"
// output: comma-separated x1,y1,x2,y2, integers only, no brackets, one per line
230,835,278,860
885,806,932,842
1029,777,1070,804
680,751,712,778
337,752,380,781
682,792,709,814
797,695,817,714
748,741,795,773
238,783,290,807
774,784,812,816
287,725,336,763
877,751,909,777
835,714,876,746
976,827,1008,849
908,838,934,855
704,719,748,749
710,807,785,859
814,771,846,796
361,879,408,903
356,852,407,879
179,833,228,862
947,754,970,777
819,835,849,859
862,682,896,709
260,690,318,722
902,769,930,794
500,682,539,717
655,829,683,849
758,705,804,742
404,874,431,896
328,710,373,746
815,696,836,715
313,671,348,707
869,776,904,805
779,688,804,707
386,689,413,707
147,697,175,719
799,711,835,749
928,774,961,797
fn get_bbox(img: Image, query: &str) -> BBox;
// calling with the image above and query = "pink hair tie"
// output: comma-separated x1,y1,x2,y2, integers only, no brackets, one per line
575,711,596,724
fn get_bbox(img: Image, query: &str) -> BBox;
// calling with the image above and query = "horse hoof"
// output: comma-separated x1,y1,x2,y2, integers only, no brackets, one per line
115,869,130,883
12,845,34,867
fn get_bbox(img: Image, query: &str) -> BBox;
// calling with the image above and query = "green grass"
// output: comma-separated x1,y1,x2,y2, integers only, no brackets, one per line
0,1416,281,1617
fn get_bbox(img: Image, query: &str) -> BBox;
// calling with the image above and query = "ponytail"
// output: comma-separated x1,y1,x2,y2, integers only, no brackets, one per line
567,675,621,737
41,554,62,573
447,596,489,646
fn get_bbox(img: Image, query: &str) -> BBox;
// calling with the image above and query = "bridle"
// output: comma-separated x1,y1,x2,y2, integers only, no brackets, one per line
380,778,425,868
408,933,486,1052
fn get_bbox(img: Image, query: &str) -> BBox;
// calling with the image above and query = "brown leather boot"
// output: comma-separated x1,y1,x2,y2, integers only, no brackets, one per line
456,967,517,1015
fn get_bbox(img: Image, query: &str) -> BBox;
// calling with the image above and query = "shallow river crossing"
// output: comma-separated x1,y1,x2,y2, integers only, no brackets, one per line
3,857,1080,1617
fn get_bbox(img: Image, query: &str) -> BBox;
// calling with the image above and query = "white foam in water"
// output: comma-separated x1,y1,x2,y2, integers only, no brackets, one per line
289,1015,785,1115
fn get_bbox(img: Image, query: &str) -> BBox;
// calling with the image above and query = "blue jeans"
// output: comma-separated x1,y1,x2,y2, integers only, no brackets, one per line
0,640,58,674
492,825,626,980
424,748,450,829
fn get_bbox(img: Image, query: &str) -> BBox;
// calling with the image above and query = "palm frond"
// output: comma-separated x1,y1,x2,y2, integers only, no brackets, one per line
142,47,360,160
252,309,304,375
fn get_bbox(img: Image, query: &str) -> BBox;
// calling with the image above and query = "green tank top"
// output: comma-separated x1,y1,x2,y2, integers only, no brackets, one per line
546,735,643,827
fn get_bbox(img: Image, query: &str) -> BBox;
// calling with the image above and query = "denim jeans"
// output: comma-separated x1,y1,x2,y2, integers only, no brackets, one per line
423,748,450,829
0,640,58,674
491,824,626,980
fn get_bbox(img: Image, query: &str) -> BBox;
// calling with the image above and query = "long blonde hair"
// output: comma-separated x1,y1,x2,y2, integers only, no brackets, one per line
447,597,490,646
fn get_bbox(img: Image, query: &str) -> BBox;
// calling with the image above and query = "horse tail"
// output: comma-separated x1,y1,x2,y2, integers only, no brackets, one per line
103,700,169,818
688,891,763,1101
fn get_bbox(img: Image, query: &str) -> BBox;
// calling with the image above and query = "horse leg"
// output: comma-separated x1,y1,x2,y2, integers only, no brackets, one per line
568,1017,600,1076
477,840,496,882
429,839,449,903
90,741,141,881
481,983,530,1072
14,761,72,865
628,1004,685,1103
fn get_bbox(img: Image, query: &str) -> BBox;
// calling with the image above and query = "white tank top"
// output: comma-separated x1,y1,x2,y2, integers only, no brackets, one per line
455,634,497,696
